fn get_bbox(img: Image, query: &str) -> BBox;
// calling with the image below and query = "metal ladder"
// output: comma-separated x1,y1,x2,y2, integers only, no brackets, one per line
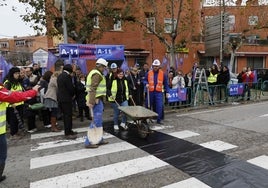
193,68,212,106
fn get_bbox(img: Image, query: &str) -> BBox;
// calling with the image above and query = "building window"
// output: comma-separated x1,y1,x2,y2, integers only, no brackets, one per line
248,16,258,26
247,57,263,69
203,0,219,6
15,40,26,47
259,0,268,5
25,40,33,47
146,17,155,33
113,13,122,31
228,15,235,31
93,15,99,28
164,18,177,33
0,42,9,48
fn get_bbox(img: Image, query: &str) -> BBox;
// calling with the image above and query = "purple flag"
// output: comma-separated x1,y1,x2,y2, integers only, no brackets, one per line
175,55,179,70
47,51,58,71
76,59,88,75
179,57,183,66
0,56,12,82
121,58,129,72
64,53,72,65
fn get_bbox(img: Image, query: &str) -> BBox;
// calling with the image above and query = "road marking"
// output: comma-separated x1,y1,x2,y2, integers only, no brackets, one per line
248,155,268,170
168,130,200,139
31,125,171,140
30,155,168,188
176,109,222,117
259,114,268,117
31,133,114,151
30,142,136,169
150,125,174,130
200,140,237,152
31,127,88,140
162,177,211,188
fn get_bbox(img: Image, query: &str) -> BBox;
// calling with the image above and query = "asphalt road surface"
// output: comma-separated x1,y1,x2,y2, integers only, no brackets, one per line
2,101,268,188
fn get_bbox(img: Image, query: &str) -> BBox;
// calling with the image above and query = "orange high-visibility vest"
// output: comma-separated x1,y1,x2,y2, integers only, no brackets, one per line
148,70,164,92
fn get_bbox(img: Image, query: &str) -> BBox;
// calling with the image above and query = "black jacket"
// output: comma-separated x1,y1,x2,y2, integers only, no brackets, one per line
57,71,75,102
217,70,230,86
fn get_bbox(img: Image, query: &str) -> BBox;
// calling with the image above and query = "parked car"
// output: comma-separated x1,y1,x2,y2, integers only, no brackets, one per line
254,68,268,91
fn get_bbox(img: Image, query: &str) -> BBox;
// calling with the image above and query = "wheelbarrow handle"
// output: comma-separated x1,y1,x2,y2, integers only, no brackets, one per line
129,95,136,106
147,87,150,109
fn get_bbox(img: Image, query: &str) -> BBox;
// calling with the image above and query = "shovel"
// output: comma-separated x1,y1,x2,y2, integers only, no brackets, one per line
87,107,103,145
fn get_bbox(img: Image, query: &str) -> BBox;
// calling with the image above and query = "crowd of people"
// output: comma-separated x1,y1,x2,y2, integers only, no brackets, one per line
1,60,256,141
0,58,257,181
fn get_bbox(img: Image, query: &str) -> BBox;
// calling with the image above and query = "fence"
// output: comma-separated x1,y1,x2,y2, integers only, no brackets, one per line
165,79,268,109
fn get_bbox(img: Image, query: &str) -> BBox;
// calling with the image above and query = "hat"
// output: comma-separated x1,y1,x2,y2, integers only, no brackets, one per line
152,59,161,66
9,67,20,75
110,63,118,69
96,58,108,67
63,64,73,73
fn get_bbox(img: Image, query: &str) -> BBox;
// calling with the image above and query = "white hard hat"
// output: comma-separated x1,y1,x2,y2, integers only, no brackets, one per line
110,63,117,69
152,59,161,66
96,58,108,67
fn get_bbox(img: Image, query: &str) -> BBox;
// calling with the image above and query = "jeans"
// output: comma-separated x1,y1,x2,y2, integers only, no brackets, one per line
0,134,7,165
84,100,104,145
111,100,128,125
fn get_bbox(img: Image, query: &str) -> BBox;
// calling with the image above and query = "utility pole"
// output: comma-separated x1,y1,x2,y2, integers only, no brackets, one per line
62,0,68,43
170,0,176,68
220,0,225,66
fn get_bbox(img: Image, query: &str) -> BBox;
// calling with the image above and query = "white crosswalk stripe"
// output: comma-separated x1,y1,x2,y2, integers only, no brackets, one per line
29,125,262,187
30,142,136,169
30,155,168,188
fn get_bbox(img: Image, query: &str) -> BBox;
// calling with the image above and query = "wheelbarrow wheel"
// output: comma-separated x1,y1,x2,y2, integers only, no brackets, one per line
138,122,149,139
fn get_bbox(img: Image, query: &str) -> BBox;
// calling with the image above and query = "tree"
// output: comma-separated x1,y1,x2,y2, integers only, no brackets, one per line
16,0,197,66
17,0,137,43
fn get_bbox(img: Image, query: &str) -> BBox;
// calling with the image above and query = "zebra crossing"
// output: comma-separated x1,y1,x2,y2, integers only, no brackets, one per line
29,124,268,188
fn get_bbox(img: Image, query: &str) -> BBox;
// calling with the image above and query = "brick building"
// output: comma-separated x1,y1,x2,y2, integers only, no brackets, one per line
46,0,268,73
1,1,268,74
0,35,51,66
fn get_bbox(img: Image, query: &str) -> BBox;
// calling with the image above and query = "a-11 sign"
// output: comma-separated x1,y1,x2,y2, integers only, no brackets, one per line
229,83,244,96
59,44,125,60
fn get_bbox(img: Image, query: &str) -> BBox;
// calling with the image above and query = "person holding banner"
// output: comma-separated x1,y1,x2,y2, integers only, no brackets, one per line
242,66,255,101
145,59,169,125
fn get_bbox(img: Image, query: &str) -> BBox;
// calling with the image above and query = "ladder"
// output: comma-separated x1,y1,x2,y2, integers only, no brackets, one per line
193,68,212,106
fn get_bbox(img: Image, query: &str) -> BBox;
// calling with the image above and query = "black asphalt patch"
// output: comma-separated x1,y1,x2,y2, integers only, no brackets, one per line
104,123,268,187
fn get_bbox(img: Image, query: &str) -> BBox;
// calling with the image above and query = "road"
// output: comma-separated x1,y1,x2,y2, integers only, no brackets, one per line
2,101,268,188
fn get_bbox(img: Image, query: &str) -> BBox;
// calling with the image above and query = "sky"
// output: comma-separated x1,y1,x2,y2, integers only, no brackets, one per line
0,0,37,38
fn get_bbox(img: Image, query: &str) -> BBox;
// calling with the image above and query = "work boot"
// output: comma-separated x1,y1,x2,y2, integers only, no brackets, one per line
0,163,6,182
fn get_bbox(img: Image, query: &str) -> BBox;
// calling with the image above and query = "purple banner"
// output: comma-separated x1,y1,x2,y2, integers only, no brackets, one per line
178,88,187,101
229,83,244,96
168,88,187,102
59,44,124,60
